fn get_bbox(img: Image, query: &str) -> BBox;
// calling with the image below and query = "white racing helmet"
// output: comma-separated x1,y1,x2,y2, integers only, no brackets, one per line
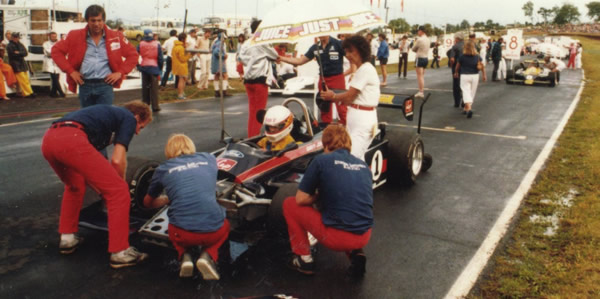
263,105,294,143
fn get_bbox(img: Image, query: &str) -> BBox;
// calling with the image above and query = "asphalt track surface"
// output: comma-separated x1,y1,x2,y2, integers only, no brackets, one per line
0,64,583,299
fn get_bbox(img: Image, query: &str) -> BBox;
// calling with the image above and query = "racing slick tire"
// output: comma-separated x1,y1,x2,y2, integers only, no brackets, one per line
125,156,161,217
506,70,515,84
387,129,425,186
268,183,298,240
548,72,557,87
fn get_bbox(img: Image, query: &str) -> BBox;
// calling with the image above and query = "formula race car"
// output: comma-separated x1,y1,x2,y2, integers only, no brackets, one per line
506,59,557,87
80,94,433,247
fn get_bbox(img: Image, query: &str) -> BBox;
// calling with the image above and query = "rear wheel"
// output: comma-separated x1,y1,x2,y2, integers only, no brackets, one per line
125,157,161,217
548,72,557,87
506,70,515,84
387,129,425,185
267,183,298,239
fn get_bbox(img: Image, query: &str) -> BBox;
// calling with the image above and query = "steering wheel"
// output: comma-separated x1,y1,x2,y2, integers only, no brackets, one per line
239,141,262,149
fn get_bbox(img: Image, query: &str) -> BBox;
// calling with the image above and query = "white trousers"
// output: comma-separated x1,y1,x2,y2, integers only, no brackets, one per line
347,107,378,161
459,74,479,105
498,58,506,80
198,54,211,89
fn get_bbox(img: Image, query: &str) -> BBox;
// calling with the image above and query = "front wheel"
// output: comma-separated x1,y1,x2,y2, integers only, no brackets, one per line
125,157,161,217
386,129,425,185
267,183,298,239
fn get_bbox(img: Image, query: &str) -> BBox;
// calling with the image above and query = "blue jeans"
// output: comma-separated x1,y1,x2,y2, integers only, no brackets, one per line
78,81,114,108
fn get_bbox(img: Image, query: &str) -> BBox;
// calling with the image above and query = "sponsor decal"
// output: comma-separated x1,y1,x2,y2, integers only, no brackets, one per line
223,150,244,158
217,158,237,171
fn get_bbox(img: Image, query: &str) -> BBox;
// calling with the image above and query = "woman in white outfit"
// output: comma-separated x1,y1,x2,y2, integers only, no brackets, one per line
320,35,380,160
454,40,487,118
575,43,583,69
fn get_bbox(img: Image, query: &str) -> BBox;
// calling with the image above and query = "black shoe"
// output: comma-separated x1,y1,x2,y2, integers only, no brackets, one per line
287,255,315,275
50,94,59,98
467,110,473,118
27,93,36,98
153,108,161,112
348,249,366,277
462,110,467,115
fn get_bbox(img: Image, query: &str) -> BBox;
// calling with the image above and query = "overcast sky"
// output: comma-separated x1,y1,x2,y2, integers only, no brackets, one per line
25,0,594,26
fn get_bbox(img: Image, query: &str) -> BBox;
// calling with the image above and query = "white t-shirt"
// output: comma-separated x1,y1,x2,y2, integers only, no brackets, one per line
349,62,380,107
277,62,295,75
162,36,177,57
370,39,379,57
551,58,566,71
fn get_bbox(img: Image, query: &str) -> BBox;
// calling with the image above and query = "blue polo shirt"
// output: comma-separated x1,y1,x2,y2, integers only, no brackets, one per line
56,105,137,151
304,37,345,77
147,153,225,233
299,149,373,234
81,31,112,80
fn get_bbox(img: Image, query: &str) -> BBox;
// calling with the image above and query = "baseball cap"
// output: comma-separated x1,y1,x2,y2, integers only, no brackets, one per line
143,29,153,40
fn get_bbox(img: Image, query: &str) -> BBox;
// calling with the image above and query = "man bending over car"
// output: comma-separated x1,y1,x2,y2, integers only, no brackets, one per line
283,124,373,277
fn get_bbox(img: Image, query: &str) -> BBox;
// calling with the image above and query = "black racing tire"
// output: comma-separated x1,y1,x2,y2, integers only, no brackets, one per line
422,153,433,173
267,183,298,239
548,72,557,87
125,156,161,217
386,129,425,186
506,70,515,84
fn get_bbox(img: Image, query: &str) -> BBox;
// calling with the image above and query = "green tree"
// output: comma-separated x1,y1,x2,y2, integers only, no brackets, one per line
522,1,534,23
587,1,600,22
485,19,495,30
388,18,411,33
460,19,470,30
473,22,485,30
553,3,580,25
537,7,555,25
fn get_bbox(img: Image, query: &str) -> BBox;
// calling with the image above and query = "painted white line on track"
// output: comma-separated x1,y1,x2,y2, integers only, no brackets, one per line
386,123,527,140
443,70,586,299
0,117,59,128
168,109,243,115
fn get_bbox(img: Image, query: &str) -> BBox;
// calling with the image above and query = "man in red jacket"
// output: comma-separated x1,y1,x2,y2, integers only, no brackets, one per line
51,5,138,108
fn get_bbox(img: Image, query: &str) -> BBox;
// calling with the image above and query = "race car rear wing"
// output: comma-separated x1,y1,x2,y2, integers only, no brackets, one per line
379,92,430,134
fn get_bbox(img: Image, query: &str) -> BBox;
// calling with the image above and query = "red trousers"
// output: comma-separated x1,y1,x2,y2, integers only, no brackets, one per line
319,73,348,125
41,126,130,253
245,82,269,137
283,197,371,256
168,220,230,261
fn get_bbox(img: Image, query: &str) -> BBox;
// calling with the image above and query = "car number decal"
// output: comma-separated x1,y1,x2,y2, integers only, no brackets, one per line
370,150,384,181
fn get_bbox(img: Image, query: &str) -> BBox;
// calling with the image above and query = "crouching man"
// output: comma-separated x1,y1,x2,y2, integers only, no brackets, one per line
283,124,373,277
144,134,229,280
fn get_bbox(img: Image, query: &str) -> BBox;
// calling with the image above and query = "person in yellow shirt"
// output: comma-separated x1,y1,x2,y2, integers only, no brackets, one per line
172,33,191,100
257,105,297,151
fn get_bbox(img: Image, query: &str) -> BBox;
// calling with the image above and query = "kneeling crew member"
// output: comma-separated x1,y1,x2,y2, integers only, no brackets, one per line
257,105,297,151
41,100,152,268
283,124,373,277
144,134,229,280
543,56,566,83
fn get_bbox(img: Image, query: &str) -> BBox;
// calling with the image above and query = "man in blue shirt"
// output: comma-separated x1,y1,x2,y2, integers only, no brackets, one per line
144,134,229,280
283,124,373,277
41,100,152,268
279,35,348,124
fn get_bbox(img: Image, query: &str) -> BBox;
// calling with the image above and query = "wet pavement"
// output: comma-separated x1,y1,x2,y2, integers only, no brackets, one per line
0,64,583,298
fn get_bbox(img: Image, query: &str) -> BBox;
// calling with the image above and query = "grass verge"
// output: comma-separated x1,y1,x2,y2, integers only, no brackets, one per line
156,77,246,103
468,36,600,298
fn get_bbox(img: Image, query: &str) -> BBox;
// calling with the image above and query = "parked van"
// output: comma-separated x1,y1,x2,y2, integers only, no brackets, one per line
140,17,184,40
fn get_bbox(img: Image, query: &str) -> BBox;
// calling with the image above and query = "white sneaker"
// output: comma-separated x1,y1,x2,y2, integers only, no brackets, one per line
308,232,318,247
59,234,83,255
109,247,149,269
179,253,194,278
414,92,425,98
195,251,220,280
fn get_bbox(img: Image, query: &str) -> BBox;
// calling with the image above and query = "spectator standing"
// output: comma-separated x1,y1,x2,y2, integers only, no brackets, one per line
196,30,212,90
283,124,373,277
479,39,487,67
235,33,246,79
412,26,430,98
366,33,378,66
454,40,486,119
497,45,507,80
398,35,409,78
280,35,348,124
1,31,11,47
448,33,465,108
239,20,279,137
51,5,138,107
430,42,440,68
41,101,152,268
469,33,481,53
160,29,178,88
144,134,229,280
43,32,65,98
575,43,583,69
211,32,229,97
185,29,198,85
566,42,576,69
490,37,503,81
0,45,17,100
7,32,35,98
172,33,191,100
377,33,389,86
320,35,380,160
137,29,164,112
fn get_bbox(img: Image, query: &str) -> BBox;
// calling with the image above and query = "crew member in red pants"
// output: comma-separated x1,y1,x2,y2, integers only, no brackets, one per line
283,124,373,277
41,100,152,268
280,35,348,124
144,134,229,280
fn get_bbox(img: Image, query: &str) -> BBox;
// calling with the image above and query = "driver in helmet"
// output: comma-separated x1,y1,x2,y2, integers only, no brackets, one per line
257,105,297,151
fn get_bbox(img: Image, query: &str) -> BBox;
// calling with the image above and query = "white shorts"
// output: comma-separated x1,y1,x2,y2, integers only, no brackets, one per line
460,74,479,105
346,107,378,161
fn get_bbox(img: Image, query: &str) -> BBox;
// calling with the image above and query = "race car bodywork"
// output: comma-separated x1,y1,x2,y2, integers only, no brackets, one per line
506,60,557,87
80,94,433,248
